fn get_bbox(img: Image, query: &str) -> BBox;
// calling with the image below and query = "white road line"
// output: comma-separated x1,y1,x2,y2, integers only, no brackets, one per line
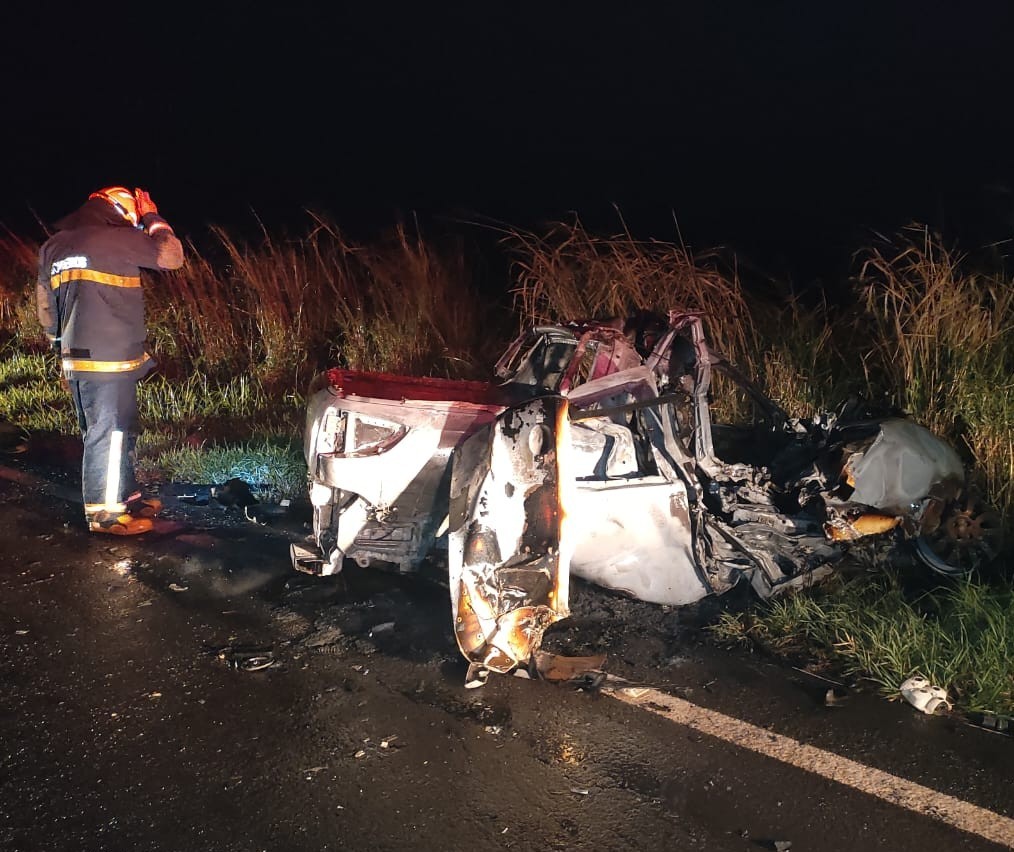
606,684,1014,849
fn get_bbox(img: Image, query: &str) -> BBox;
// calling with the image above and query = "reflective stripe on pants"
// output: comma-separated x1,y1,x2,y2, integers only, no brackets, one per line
68,378,140,513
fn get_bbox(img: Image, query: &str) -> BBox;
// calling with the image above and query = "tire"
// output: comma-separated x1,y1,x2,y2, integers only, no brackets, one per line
913,491,1004,577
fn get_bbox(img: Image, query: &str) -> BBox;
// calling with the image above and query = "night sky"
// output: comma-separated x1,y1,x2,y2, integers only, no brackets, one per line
6,4,1014,279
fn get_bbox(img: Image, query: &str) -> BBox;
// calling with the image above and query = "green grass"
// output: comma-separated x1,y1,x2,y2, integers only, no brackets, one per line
0,351,77,432
711,571,1014,717
0,351,303,436
138,373,301,425
142,438,306,501
0,348,306,500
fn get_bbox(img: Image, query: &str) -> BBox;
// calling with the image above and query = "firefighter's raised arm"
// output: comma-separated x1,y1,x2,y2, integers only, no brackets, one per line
133,187,184,270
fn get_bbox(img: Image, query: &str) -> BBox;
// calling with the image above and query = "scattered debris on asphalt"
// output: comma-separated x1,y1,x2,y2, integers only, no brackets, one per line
169,582,189,592
215,646,276,672
111,558,137,576
212,478,259,509
178,486,212,506
302,625,344,651
170,479,291,526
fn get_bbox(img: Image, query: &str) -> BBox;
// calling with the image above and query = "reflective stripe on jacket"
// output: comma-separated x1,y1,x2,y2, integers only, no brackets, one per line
62,353,152,374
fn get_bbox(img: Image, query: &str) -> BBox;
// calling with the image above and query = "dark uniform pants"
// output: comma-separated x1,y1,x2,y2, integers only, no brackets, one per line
68,378,140,514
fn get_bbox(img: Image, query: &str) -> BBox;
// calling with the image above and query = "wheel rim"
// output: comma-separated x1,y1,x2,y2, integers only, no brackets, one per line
915,493,1004,576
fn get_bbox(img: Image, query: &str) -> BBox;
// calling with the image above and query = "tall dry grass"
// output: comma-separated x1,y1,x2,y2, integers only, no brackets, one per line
498,216,872,425
145,214,493,387
304,216,500,378
749,294,854,416
0,234,46,348
856,226,1014,516
502,217,757,367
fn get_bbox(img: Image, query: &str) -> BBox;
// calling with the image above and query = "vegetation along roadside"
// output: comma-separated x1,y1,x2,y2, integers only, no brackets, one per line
1,214,1011,721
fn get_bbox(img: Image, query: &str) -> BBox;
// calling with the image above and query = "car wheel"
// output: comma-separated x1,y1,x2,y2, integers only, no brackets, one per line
913,491,1004,577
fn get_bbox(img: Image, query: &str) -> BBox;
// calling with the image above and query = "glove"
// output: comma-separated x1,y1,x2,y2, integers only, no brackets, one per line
48,335,61,356
134,188,159,219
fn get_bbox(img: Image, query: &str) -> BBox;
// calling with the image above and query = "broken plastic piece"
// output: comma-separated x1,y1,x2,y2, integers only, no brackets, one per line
899,675,951,714
236,655,274,672
534,650,607,682
464,662,489,689
824,688,848,708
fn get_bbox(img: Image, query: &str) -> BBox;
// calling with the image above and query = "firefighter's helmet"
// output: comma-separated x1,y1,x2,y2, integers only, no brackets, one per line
89,186,140,227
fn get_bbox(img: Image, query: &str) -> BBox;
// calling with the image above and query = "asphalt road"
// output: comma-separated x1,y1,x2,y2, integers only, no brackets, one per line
1,460,1011,852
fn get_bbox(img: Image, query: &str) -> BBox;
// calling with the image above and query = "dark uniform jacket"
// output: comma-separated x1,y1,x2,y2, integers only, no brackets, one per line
36,199,184,381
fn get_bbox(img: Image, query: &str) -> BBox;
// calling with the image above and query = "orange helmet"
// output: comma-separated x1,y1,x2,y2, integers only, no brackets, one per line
89,186,139,226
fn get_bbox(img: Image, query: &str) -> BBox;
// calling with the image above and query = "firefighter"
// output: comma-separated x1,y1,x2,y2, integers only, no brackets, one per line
36,186,184,535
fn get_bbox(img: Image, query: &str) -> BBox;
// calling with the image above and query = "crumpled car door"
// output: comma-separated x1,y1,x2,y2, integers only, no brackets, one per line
447,395,572,676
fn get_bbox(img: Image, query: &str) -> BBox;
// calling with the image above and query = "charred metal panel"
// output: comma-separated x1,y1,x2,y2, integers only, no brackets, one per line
703,514,841,599
448,396,571,673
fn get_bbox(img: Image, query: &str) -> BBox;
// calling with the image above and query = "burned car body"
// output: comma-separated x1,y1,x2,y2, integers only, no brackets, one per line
294,311,996,675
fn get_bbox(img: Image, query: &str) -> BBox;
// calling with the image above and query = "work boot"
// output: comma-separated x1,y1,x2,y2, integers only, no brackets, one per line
87,510,154,536
124,493,163,518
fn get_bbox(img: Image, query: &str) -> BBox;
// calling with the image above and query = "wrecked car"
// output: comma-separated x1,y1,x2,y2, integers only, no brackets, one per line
292,311,1000,678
